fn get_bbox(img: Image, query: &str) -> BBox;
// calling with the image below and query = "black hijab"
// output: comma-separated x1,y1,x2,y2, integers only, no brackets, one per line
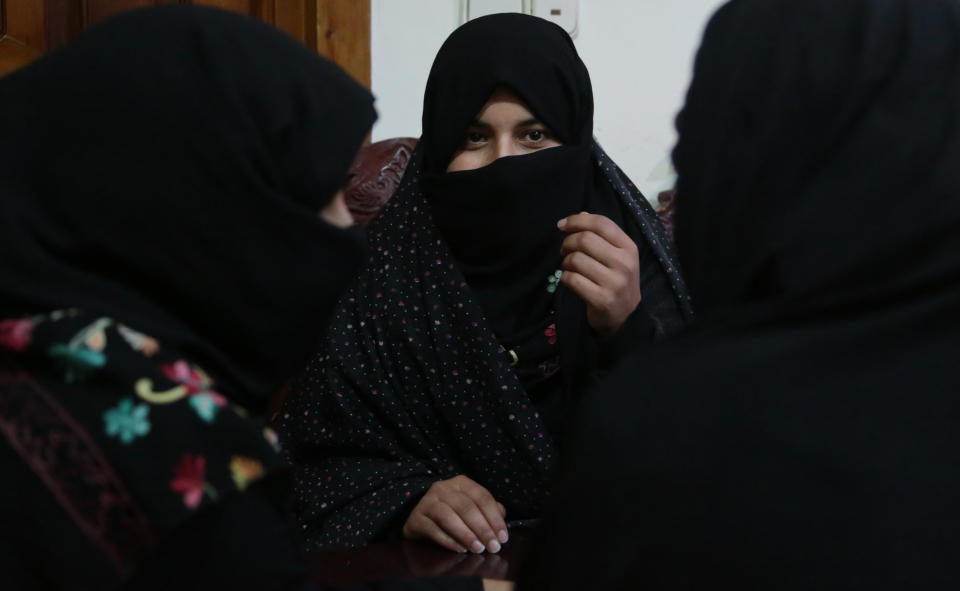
520,0,960,588
280,13,690,551
673,0,960,321
0,5,375,411
422,14,621,379
0,6,374,576
420,12,593,172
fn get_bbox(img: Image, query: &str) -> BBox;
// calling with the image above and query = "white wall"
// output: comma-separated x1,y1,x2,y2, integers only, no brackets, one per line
370,0,726,200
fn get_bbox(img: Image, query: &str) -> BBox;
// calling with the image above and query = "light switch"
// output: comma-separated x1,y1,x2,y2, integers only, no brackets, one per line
466,0,525,21
531,0,578,37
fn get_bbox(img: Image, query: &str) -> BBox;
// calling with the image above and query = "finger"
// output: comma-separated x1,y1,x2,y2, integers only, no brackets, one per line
462,486,509,545
558,212,635,249
562,250,618,288
559,269,607,308
404,511,468,553
447,495,503,553
560,231,624,270
427,501,488,554
496,502,506,518
447,475,505,546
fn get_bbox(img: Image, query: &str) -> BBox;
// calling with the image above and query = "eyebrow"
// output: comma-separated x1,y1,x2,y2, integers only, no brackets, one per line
469,117,543,128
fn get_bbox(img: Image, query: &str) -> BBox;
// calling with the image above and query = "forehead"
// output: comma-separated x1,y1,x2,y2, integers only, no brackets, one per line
472,87,539,127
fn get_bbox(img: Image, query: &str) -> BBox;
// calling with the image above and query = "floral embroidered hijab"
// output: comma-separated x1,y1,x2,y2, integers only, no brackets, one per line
1,311,282,572
0,5,374,577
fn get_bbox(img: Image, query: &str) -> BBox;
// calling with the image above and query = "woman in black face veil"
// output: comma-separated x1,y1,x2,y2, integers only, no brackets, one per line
519,0,960,588
280,13,692,555
0,6,484,590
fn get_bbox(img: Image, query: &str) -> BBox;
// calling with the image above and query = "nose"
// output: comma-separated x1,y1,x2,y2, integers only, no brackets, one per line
494,133,524,160
319,190,355,228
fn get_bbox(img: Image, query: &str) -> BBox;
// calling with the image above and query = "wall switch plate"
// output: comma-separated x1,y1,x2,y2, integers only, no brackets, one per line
464,0,525,21
460,0,577,39
531,0,578,37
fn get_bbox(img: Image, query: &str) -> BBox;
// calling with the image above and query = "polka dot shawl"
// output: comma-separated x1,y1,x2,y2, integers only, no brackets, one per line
278,144,692,550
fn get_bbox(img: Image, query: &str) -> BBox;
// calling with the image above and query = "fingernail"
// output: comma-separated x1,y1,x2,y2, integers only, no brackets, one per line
470,540,485,554
498,530,509,543
487,540,502,553
456,545,468,553
557,218,567,229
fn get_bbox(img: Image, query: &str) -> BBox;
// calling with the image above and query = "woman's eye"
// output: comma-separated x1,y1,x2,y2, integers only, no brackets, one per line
522,129,550,144
466,132,486,144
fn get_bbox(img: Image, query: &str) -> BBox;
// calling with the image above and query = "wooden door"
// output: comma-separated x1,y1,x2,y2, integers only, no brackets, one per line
0,0,44,76
0,0,369,85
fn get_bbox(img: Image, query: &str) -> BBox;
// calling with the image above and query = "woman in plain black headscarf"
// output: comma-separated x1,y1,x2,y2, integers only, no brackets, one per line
0,6,481,590
520,0,960,588
280,13,692,555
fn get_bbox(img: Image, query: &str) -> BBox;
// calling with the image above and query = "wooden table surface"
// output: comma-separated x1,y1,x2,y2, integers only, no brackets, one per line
308,528,534,585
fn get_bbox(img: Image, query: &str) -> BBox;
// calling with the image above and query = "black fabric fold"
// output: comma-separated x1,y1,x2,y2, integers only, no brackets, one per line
520,0,960,588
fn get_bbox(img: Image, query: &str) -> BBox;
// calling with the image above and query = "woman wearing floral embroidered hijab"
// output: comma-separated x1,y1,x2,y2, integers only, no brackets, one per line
0,7,486,591
280,13,692,555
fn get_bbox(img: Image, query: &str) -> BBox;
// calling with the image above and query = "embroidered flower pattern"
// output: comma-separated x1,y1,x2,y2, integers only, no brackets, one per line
229,455,265,491
134,379,189,404
189,392,227,423
103,398,151,444
544,323,558,345
546,269,563,294
48,318,112,383
144,360,228,423
170,453,218,509
7,310,276,522
84,322,107,351
0,317,36,352
162,360,214,394
118,324,159,357
48,344,108,382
